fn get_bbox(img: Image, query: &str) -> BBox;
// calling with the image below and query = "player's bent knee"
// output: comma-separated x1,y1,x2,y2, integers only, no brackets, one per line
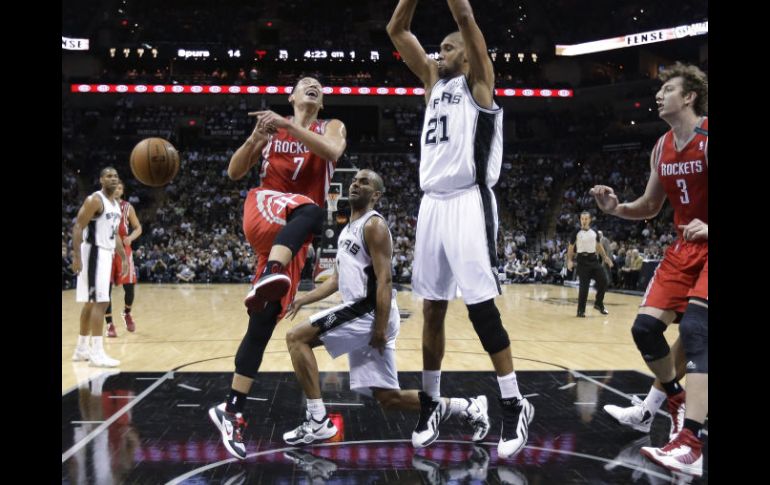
679,302,708,373
468,299,510,355
631,314,670,362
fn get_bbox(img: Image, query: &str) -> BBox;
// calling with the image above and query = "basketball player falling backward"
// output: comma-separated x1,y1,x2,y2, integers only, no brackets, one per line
591,63,708,477
387,0,532,458
208,77,347,460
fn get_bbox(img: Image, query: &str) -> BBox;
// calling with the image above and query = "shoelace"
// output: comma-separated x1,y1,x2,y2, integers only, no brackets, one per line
668,396,685,432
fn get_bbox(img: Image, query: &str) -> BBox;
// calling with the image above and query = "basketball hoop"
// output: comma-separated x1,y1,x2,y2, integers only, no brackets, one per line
327,192,340,224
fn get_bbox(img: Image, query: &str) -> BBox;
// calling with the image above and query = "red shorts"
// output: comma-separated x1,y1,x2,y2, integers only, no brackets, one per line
243,188,315,317
111,246,137,285
641,241,707,313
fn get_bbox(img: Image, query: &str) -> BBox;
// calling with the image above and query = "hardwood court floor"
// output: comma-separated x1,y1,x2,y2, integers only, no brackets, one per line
61,283,678,392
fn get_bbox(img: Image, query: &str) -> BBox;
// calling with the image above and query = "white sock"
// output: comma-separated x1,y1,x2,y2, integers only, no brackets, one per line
307,398,326,421
422,370,441,398
644,385,667,414
91,336,104,353
77,335,89,348
448,397,471,417
497,372,523,400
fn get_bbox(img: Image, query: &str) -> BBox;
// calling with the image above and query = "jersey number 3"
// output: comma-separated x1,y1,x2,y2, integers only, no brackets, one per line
676,179,690,205
425,115,450,145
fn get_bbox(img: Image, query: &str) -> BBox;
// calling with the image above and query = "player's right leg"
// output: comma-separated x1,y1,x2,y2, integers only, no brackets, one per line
86,246,120,367
412,193,457,398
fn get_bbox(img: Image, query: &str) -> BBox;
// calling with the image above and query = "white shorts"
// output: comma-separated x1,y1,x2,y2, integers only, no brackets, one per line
76,243,114,303
412,186,501,304
310,294,400,396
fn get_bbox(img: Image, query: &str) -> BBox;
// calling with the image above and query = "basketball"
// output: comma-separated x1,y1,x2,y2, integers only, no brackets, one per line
129,137,180,187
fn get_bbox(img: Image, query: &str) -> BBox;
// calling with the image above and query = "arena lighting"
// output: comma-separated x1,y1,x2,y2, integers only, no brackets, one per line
70,84,574,97
555,20,708,56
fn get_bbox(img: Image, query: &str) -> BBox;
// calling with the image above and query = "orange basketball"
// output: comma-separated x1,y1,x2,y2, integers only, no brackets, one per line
129,137,180,187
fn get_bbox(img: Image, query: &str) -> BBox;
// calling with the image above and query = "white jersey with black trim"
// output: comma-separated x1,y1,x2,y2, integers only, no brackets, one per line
336,210,391,303
419,75,503,195
83,191,121,250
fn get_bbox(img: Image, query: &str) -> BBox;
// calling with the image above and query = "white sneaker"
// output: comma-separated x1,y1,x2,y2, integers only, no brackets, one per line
72,346,90,362
603,395,653,433
498,397,534,458
464,395,490,442
283,411,338,445
209,403,248,459
89,348,120,367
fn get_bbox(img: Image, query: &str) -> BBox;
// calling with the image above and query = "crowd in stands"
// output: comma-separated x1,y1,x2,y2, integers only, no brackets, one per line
63,88,682,292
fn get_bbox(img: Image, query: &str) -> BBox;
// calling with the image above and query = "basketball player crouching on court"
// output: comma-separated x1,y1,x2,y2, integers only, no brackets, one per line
71,167,128,367
282,169,489,447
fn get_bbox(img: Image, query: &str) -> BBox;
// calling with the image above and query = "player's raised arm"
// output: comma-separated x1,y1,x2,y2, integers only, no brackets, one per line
386,0,439,91
447,0,495,108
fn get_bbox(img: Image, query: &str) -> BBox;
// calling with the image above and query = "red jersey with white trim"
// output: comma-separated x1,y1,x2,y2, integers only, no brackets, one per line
652,117,708,238
258,117,336,206
117,200,132,239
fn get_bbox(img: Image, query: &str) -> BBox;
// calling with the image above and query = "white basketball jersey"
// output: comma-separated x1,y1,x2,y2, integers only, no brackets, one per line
83,191,120,250
336,210,391,303
419,75,503,195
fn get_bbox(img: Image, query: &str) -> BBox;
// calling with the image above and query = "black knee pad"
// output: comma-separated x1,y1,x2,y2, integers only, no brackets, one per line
631,314,670,362
234,302,281,377
467,299,510,355
679,302,708,373
274,204,325,255
124,283,135,306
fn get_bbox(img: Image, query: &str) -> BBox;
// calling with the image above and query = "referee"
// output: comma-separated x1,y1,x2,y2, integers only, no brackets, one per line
567,211,613,317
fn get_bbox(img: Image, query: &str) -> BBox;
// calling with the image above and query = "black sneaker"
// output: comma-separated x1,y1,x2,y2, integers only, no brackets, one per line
594,304,609,315
577,312,586,318
412,391,446,448
498,397,534,458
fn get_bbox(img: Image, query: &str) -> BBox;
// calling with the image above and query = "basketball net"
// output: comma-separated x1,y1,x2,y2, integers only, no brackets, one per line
327,193,340,224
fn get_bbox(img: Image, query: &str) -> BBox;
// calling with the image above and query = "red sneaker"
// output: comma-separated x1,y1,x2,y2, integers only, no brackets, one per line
123,312,136,332
244,273,291,313
106,323,117,338
640,427,703,477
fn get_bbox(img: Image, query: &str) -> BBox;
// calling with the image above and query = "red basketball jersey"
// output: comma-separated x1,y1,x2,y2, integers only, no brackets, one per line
117,200,132,239
652,117,708,238
258,118,336,206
